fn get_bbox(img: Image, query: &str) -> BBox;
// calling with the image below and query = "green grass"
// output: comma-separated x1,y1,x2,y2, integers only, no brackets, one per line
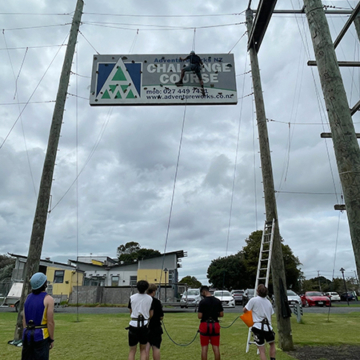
1,311,360,359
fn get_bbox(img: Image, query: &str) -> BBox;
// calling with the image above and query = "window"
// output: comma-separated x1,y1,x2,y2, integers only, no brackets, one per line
54,270,64,283
111,276,119,287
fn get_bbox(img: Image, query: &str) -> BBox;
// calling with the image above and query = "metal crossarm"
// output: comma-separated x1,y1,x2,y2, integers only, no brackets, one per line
246,219,275,353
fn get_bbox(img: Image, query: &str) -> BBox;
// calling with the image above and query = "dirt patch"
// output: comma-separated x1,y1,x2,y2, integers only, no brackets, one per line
287,345,360,360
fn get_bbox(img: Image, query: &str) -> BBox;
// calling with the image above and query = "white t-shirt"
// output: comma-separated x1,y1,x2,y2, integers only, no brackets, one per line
128,293,153,327
244,296,274,331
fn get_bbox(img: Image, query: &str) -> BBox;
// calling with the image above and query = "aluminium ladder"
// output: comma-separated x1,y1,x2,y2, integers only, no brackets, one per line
245,218,275,353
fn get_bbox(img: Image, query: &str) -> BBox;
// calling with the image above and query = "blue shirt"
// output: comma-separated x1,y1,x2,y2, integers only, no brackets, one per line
23,292,49,342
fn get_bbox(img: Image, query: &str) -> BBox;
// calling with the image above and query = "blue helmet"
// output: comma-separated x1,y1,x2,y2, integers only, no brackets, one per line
30,272,47,290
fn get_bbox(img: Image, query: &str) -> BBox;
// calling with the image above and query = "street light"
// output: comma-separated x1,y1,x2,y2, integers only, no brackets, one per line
340,267,349,306
164,268,168,303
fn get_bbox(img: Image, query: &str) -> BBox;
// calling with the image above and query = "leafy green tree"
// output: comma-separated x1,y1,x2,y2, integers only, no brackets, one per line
117,242,161,263
0,255,15,282
207,230,303,292
207,252,248,290
179,276,202,288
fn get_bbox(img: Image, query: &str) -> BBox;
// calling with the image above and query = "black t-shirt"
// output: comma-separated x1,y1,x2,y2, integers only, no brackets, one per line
198,296,223,322
148,297,164,329
185,54,202,67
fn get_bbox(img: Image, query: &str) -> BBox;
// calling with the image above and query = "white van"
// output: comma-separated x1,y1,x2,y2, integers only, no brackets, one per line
180,288,201,308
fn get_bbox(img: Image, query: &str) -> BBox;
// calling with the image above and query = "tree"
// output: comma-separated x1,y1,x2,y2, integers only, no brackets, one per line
0,255,15,282
179,276,202,288
207,252,248,290
207,230,303,292
117,242,161,263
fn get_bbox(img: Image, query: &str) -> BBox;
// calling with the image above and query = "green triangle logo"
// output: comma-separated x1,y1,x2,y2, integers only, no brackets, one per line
121,85,129,92
115,91,122,99
109,85,117,93
126,90,135,99
102,90,111,99
112,67,127,81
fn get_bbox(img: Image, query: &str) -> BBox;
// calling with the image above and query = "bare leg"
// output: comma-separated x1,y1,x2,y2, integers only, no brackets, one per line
212,345,221,360
128,346,137,360
201,345,209,360
152,346,161,360
258,345,267,360
145,342,151,360
269,342,276,359
139,344,147,360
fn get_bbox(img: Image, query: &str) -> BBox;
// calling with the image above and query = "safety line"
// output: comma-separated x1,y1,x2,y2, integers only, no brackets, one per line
219,316,240,329
162,320,199,347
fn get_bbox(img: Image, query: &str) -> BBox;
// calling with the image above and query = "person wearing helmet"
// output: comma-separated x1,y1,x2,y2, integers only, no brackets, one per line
175,50,205,96
22,272,55,360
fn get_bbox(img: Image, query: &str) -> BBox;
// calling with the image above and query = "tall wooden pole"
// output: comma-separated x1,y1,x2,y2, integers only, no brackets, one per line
14,0,84,341
355,14,360,41
304,0,360,283
246,8,294,351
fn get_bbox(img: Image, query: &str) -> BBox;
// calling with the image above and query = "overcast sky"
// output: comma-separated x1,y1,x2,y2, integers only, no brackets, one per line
1,0,359,285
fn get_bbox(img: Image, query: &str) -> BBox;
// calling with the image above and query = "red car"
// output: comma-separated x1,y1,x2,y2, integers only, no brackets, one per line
301,291,331,307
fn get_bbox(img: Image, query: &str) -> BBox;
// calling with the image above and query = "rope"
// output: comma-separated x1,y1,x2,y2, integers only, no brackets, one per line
219,316,240,329
159,105,187,288
162,320,199,347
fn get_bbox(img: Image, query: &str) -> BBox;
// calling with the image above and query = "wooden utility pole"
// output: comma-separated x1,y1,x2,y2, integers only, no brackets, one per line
355,14,360,41
304,0,360,286
246,8,294,351
14,0,84,341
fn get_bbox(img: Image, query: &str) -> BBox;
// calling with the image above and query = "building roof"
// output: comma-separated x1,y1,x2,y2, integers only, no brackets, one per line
8,253,81,271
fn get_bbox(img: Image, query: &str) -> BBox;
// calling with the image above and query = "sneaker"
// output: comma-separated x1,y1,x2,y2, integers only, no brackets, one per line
175,81,183,86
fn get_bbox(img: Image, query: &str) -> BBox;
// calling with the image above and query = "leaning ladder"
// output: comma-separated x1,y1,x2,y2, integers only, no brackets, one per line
245,218,275,353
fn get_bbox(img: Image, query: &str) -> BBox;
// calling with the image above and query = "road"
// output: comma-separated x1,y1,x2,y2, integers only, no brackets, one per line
1,302,359,315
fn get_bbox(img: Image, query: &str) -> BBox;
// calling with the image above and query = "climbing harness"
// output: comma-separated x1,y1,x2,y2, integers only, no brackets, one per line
131,314,146,328
199,318,219,337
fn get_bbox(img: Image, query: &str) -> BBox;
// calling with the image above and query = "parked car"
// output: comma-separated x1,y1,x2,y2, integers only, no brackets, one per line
340,292,355,301
301,291,331,307
243,288,255,306
231,289,244,305
180,288,201,308
287,290,302,307
325,292,341,302
213,290,235,308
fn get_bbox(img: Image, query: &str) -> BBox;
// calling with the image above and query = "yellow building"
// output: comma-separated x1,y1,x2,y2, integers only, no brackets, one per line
9,253,84,301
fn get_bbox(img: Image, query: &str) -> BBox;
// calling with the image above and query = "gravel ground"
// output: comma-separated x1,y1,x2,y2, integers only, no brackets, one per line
287,345,360,360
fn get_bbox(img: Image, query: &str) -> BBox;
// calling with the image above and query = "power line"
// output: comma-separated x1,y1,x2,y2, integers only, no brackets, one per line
83,11,246,18
0,44,67,51
0,12,73,16
2,23,70,31
82,21,244,31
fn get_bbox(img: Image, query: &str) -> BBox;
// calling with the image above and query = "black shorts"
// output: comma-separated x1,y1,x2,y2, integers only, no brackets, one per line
22,338,50,360
128,326,149,347
148,326,163,349
251,327,275,347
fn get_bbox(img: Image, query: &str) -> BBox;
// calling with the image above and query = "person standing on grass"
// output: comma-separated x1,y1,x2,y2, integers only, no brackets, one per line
146,284,164,360
243,284,276,360
128,280,154,360
197,285,224,360
22,272,55,360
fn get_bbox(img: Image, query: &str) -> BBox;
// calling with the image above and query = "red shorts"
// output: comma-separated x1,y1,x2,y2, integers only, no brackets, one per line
199,321,220,347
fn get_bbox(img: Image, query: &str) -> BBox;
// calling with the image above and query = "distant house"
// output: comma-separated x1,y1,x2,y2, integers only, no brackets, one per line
69,250,187,290
8,253,84,301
